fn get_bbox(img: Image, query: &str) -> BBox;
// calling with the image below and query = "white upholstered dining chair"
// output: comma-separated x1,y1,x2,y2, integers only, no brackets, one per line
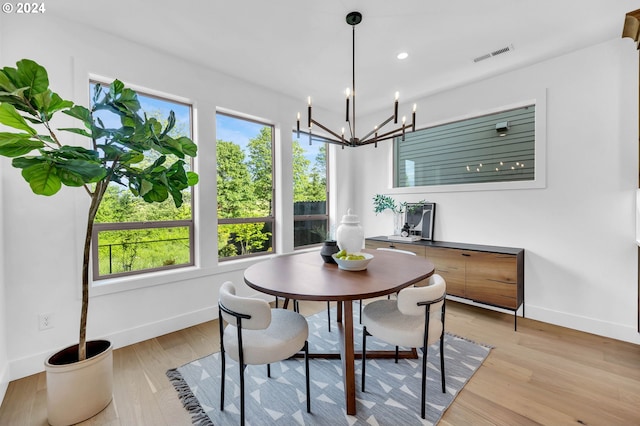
361,274,446,419
330,247,419,328
218,281,311,425
375,247,417,256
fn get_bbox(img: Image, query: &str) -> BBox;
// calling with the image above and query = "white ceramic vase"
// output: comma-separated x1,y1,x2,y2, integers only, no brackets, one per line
336,208,364,253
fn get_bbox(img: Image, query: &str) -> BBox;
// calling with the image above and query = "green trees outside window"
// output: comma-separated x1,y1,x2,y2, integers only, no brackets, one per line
216,114,329,259
293,132,328,247
216,114,274,258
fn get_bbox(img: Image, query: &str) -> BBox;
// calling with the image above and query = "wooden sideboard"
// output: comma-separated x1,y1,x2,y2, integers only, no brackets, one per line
365,237,525,329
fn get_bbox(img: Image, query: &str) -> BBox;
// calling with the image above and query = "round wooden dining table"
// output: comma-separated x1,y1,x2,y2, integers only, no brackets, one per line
243,248,435,415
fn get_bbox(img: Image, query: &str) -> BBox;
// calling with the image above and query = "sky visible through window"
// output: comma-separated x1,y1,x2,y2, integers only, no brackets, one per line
90,83,191,137
216,113,322,164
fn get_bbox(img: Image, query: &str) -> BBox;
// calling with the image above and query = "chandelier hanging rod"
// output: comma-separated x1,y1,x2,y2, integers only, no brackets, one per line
296,11,417,148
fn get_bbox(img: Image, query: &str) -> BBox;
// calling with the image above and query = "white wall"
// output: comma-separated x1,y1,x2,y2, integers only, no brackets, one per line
357,37,640,344
0,147,7,404
0,11,10,404
0,160,7,404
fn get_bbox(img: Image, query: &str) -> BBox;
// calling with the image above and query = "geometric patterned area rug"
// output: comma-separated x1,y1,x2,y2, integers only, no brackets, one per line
167,307,492,426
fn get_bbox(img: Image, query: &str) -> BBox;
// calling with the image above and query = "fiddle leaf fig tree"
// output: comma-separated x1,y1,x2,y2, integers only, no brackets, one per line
0,59,199,361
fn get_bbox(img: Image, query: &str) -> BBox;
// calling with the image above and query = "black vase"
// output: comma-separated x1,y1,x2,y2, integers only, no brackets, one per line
320,240,340,263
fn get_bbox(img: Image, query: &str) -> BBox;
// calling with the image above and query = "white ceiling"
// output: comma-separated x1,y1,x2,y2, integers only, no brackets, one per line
47,0,637,115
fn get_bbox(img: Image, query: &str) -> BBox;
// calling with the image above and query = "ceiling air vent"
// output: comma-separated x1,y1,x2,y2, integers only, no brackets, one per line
473,44,514,63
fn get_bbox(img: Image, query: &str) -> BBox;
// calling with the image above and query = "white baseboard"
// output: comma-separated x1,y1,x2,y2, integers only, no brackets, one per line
0,362,9,407
524,304,640,345
448,295,640,345
8,306,218,381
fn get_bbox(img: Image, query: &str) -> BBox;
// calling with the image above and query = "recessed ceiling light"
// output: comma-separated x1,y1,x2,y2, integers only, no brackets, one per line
397,52,409,60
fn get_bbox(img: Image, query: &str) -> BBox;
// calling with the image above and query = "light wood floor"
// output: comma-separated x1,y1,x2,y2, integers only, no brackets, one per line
1,300,639,425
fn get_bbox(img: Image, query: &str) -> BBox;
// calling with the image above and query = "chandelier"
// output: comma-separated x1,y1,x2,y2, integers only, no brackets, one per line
297,11,417,148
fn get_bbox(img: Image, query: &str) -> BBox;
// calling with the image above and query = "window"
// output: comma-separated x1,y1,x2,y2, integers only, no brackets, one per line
293,132,329,248
91,82,195,279
394,105,535,188
216,113,275,259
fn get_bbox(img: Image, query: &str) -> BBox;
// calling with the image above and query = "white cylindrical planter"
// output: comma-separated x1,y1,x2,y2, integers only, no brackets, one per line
45,340,113,426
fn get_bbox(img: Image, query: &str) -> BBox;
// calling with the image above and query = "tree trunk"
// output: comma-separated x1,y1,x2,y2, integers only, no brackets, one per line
79,181,109,361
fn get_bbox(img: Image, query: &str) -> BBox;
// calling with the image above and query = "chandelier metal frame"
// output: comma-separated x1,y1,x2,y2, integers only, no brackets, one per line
297,11,417,148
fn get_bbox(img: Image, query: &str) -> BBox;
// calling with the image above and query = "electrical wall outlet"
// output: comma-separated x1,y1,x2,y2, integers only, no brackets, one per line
38,313,54,330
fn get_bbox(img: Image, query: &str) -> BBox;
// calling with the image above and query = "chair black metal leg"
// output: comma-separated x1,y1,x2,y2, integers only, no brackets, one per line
440,335,446,393
421,311,431,420
304,341,311,413
421,349,427,419
362,327,367,392
326,301,331,332
395,346,399,363
220,351,226,411
267,363,271,378
218,307,226,412
240,364,246,425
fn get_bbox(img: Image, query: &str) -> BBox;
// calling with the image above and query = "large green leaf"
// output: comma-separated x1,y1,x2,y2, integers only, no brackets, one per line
54,145,101,162
0,133,43,157
12,156,42,169
116,87,141,112
16,59,49,96
0,71,17,92
142,183,169,203
109,79,124,98
160,111,176,138
118,151,144,165
59,127,91,138
56,159,106,185
139,179,153,196
1,67,20,89
98,143,127,161
167,185,184,207
56,168,86,187
19,161,62,196
177,136,198,157
47,92,73,114
62,105,92,129
187,171,199,186
0,103,37,135
33,90,73,119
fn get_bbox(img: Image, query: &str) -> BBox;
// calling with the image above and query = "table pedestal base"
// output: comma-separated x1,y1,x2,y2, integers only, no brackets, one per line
291,301,419,415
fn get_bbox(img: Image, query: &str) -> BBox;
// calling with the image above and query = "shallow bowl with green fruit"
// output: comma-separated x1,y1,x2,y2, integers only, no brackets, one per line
332,251,374,271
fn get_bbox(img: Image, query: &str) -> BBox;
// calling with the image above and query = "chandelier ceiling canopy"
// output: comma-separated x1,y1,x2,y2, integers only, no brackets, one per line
297,11,417,148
